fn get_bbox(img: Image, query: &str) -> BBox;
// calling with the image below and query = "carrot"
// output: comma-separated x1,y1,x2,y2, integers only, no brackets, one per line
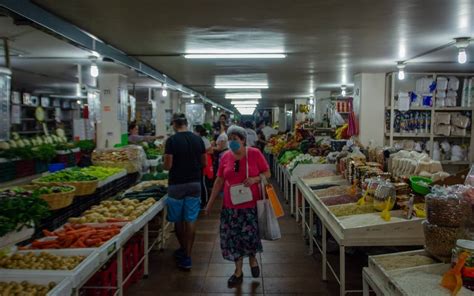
85,238,102,246
43,229,55,237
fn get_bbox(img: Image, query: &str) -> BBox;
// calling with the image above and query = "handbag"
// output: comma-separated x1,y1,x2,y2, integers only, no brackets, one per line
257,176,281,240
230,148,253,205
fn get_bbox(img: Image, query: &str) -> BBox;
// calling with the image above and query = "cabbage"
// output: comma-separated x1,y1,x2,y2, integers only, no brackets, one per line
8,141,17,148
0,142,10,150
16,140,25,148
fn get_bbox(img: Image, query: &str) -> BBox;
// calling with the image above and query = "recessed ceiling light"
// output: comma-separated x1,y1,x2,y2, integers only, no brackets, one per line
234,104,257,108
397,62,406,80
225,93,261,99
455,37,470,64
214,84,268,89
231,100,259,105
184,53,286,59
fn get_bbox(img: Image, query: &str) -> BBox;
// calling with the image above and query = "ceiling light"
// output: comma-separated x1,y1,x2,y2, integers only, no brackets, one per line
184,53,286,59
225,93,262,99
161,84,168,97
214,84,268,89
455,37,470,64
397,62,406,80
234,104,257,108
91,51,101,58
341,85,347,97
231,100,259,105
308,96,314,105
76,100,81,104
190,99,195,104
90,62,99,78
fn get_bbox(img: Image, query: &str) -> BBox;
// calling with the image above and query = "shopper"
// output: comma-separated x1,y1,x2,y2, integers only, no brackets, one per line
164,113,207,270
194,125,213,208
212,123,229,178
244,121,257,147
128,122,162,144
205,125,271,287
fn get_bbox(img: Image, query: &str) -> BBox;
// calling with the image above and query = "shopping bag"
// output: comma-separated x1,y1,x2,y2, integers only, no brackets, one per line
203,154,214,179
258,176,281,240
257,199,281,241
265,184,284,218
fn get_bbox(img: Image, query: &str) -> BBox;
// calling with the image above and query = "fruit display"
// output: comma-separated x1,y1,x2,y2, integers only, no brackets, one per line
23,224,122,249
278,150,301,165
0,188,50,237
287,154,325,172
0,252,85,270
36,170,98,182
68,198,156,224
0,281,56,296
121,183,167,201
77,166,124,180
34,186,74,195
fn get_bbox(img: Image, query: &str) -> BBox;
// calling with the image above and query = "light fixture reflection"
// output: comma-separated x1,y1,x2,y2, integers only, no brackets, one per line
184,53,286,59
225,93,261,99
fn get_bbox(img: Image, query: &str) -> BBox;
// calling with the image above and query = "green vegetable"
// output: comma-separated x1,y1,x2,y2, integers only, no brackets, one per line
37,170,98,182
145,148,160,160
0,147,34,160
0,188,50,237
32,144,56,162
75,140,95,153
77,166,123,180
35,186,73,195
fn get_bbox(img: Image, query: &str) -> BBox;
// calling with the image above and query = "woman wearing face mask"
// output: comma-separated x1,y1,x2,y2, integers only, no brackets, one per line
205,125,271,287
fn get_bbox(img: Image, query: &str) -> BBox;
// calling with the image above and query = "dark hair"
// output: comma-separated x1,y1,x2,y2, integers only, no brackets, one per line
129,122,138,132
194,125,207,137
171,113,188,127
219,114,227,120
244,121,253,129
257,120,265,127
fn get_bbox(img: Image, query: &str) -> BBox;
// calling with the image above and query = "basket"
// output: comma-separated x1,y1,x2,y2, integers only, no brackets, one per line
22,184,76,210
32,179,99,197
410,176,433,195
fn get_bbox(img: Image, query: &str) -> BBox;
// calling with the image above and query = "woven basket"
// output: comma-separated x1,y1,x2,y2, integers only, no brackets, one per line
32,179,99,197
22,184,76,210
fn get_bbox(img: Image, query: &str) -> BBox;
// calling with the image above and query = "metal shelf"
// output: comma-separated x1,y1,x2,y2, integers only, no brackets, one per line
386,132,431,138
440,160,470,165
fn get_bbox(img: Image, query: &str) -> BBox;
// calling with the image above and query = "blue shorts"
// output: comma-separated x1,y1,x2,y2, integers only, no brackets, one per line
166,196,201,223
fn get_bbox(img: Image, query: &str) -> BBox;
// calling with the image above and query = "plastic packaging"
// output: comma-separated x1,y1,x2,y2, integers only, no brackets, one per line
435,112,451,125
451,126,467,137
426,192,472,227
437,77,448,91
424,221,465,258
448,76,460,91
373,180,396,211
92,145,147,174
435,124,451,136
451,113,471,129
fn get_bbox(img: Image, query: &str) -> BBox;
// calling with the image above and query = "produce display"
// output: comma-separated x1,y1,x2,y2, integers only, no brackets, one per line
0,188,50,237
36,170,98,182
76,166,124,180
24,224,122,249
92,146,145,173
34,186,74,195
329,203,375,217
426,192,472,227
314,185,353,198
0,252,85,270
322,194,359,206
0,281,56,296
287,154,324,172
304,170,335,179
374,254,436,270
423,221,465,258
68,198,156,223
278,150,301,165
141,172,168,181
121,183,167,201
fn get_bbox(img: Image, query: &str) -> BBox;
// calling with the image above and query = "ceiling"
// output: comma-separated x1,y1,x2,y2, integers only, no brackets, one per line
3,0,474,109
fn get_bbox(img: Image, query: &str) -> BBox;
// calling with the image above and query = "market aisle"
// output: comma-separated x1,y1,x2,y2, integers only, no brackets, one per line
127,179,340,295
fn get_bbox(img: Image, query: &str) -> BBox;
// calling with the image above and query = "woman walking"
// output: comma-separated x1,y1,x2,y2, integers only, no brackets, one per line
205,125,271,287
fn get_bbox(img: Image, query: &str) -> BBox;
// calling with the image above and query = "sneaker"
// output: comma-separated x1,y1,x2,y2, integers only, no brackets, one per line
178,256,192,270
174,248,185,260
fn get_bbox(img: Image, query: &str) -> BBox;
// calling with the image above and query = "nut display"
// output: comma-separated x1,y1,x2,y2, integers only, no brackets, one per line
329,203,375,217
0,281,56,296
423,221,465,258
68,198,156,223
426,194,472,227
322,194,359,206
0,252,85,270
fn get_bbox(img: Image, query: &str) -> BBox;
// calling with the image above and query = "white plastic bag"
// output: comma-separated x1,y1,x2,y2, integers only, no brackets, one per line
257,183,281,241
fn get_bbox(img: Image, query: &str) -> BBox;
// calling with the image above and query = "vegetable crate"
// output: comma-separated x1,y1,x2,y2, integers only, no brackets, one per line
55,152,76,168
15,159,35,178
34,161,49,174
0,160,15,182
81,235,144,295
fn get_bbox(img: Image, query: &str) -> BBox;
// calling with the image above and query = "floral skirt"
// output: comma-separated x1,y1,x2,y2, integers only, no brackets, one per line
220,207,263,262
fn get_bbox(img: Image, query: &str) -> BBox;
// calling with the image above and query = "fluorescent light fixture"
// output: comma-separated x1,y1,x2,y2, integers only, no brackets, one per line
90,62,99,78
231,100,259,105
184,53,286,59
455,37,470,64
76,100,81,104
341,85,347,97
162,84,168,97
225,93,261,99
215,84,268,89
397,62,405,80
308,97,314,105
190,99,195,104
234,104,257,108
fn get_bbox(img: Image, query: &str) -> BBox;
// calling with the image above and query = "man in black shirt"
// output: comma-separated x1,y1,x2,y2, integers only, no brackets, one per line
164,113,206,270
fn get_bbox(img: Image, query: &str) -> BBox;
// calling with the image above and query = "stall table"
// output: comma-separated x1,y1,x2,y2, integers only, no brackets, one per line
296,177,425,296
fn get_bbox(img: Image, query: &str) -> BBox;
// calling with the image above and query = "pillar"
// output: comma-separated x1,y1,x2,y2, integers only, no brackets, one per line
96,74,127,149
153,89,170,137
353,73,385,147
278,106,286,132
205,104,213,124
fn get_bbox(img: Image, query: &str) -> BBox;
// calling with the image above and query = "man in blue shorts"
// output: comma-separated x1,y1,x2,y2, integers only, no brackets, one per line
164,113,206,270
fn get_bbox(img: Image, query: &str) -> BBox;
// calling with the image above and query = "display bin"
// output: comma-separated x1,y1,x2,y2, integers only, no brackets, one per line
97,170,127,188
0,159,15,182
1,249,100,288
82,258,117,296
15,159,35,178
55,151,76,167
35,160,49,174
132,197,166,232
0,273,73,296
0,226,34,248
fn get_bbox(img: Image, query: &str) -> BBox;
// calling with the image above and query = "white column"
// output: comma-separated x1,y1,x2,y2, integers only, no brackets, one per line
205,104,213,124
154,89,170,137
96,74,127,149
278,106,286,132
353,73,385,147
170,91,181,113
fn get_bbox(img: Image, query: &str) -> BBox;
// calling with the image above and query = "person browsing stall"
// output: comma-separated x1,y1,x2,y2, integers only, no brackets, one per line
205,125,271,287
128,122,163,144
163,113,207,270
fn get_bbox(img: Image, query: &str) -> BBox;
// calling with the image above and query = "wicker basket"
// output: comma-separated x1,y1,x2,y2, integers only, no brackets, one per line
22,184,76,210
32,179,99,197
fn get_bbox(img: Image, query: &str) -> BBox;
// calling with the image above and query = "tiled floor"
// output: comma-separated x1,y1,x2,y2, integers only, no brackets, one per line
127,180,343,295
